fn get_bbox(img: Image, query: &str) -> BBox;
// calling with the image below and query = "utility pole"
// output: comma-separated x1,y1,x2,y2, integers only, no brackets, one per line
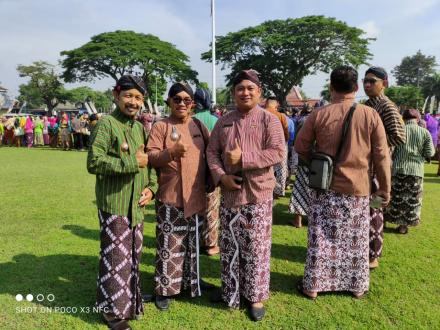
211,0,216,104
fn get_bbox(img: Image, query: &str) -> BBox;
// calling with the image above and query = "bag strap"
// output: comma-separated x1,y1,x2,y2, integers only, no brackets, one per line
192,117,209,151
334,103,357,163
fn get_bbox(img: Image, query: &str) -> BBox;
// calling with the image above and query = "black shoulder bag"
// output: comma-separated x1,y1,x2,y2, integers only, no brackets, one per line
308,103,357,191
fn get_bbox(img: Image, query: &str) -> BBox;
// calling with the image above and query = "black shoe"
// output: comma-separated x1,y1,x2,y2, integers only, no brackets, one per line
200,279,216,291
141,293,153,303
155,295,170,311
209,288,223,303
102,314,131,330
249,305,266,321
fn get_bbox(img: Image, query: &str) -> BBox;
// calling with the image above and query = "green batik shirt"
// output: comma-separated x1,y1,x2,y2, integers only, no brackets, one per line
87,108,152,226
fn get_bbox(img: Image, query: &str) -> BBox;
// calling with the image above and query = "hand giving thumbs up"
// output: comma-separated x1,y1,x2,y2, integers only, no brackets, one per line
226,138,242,166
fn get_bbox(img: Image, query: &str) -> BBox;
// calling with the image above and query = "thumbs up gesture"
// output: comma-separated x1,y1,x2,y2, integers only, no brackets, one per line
135,144,149,168
226,138,242,166
169,135,189,159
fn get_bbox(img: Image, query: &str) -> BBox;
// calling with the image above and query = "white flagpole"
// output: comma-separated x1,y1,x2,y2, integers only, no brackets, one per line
211,0,217,104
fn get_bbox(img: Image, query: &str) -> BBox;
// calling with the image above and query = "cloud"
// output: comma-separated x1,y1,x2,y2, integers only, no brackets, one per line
358,21,380,39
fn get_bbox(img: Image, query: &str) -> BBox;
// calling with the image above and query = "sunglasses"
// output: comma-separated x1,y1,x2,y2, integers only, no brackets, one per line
363,78,382,85
172,96,193,105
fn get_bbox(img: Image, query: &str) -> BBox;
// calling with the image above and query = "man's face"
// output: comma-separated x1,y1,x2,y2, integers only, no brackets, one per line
363,73,386,98
233,80,262,111
169,91,193,120
114,88,144,118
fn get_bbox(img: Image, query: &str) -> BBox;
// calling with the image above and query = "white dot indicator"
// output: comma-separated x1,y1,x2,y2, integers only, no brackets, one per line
15,294,23,302
26,294,33,302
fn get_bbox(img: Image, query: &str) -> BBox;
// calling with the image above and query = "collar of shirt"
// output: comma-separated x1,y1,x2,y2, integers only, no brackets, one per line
112,108,136,128
330,92,356,104
405,119,418,126
236,105,261,118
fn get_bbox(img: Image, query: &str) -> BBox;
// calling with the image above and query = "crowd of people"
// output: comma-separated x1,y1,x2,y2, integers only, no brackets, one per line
4,64,438,329
0,112,102,150
83,68,439,330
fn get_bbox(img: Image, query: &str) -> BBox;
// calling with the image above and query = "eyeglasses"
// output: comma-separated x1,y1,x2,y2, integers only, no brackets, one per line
172,96,193,105
363,78,382,85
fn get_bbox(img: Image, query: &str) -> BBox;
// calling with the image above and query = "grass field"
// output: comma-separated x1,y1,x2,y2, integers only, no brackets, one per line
0,147,439,330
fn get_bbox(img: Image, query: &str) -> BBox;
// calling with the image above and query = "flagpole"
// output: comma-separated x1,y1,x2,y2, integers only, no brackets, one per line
211,0,216,104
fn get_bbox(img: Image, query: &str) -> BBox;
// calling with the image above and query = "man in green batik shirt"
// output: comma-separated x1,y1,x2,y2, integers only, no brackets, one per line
87,75,154,330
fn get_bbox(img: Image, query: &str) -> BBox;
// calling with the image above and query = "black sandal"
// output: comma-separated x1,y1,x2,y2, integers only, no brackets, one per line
296,281,317,300
106,319,131,330
397,225,408,234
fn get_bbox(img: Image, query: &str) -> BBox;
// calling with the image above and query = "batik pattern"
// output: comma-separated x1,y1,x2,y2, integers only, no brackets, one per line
289,165,311,216
219,200,273,309
384,174,423,227
154,201,202,298
202,187,220,248
96,210,144,320
274,154,288,196
303,190,370,293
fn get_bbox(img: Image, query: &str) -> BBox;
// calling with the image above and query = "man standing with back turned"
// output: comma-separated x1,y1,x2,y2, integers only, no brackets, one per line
87,75,154,330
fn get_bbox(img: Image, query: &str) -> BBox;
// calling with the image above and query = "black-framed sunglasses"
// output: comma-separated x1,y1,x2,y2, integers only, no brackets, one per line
363,78,382,85
172,96,193,105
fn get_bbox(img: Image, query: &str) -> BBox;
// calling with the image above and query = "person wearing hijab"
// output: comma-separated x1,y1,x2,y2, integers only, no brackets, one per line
384,109,435,234
33,116,44,146
206,69,285,321
42,116,49,145
193,88,220,256
147,82,214,311
24,116,34,148
87,75,154,329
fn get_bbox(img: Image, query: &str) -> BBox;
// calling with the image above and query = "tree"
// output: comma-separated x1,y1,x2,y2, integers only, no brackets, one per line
215,87,232,106
65,86,113,112
392,50,437,87
201,16,373,105
320,83,330,102
17,61,68,116
60,30,198,100
422,72,440,101
384,85,423,110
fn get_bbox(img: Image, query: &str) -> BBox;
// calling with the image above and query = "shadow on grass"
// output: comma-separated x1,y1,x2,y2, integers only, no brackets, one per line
424,178,439,183
271,243,307,264
0,253,103,326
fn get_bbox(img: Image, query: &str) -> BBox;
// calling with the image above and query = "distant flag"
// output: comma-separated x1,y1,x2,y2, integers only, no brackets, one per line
429,95,436,114
422,96,429,112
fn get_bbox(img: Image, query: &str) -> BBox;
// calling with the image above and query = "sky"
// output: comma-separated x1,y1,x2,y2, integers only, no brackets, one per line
0,0,439,101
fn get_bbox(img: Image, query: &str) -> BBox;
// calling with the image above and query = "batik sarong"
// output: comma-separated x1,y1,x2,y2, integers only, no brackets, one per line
369,178,383,259
96,210,144,320
154,201,203,298
303,190,370,293
26,132,34,147
384,174,423,227
289,146,299,175
289,165,311,216
274,152,288,196
202,187,220,248
219,200,272,309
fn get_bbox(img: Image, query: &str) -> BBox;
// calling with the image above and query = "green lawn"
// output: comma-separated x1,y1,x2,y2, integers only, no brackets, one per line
0,147,439,329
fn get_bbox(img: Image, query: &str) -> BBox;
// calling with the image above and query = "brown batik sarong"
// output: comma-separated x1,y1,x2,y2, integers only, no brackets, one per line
154,201,203,297
303,190,370,293
202,187,220,248
219,200,273,309
96,210,144,320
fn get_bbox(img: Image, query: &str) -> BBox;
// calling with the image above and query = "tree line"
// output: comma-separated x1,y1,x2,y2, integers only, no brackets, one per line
16,16,439,115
